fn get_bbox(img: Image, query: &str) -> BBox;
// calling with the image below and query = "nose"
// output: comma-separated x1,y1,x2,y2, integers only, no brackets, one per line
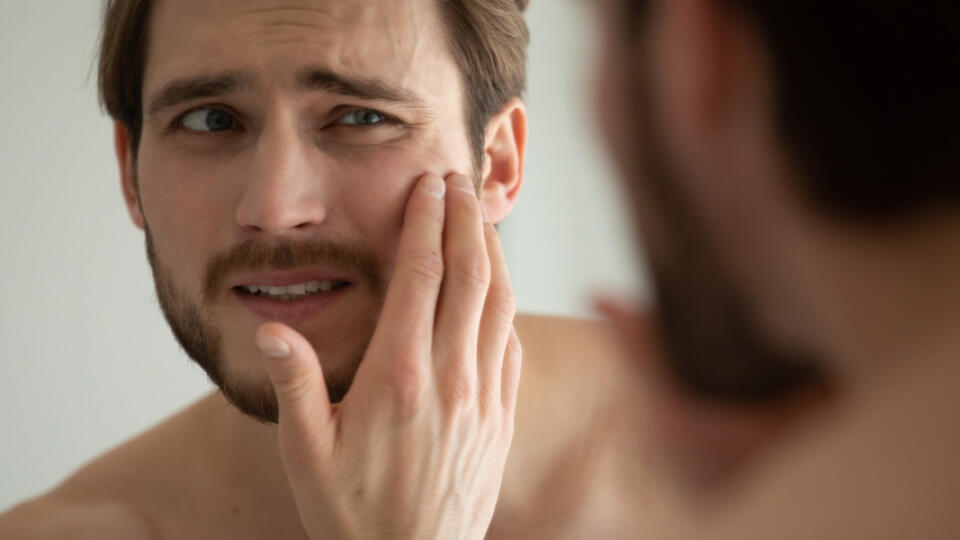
235,116,327,235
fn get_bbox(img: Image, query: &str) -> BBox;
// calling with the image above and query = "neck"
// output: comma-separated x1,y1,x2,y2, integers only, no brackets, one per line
803,213,960,388
199,392,307,532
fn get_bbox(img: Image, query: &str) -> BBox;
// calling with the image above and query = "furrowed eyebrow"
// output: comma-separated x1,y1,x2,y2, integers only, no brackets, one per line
144,68,428,122
145,72,254,119
297,68,427,107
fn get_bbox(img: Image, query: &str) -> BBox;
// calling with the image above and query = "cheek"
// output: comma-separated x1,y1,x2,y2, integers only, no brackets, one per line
329,135,472,272
136,145,235,284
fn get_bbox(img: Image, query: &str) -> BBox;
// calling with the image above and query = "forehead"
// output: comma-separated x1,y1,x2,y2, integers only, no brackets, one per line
144,0,453,99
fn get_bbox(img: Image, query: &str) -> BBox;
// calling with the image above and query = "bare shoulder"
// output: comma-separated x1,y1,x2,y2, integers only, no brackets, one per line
0,394,221,540
514,313,632,393
0,495,155,540
496,314,656,537
514,312,617,343
514,313,621,365
692,362,960,540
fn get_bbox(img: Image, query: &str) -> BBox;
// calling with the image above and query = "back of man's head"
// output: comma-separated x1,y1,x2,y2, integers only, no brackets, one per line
624,0,960,220
737,1,958,220
625,0,959,221
595,0,960,497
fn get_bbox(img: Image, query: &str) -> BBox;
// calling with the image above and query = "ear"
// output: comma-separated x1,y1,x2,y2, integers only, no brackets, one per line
652,0,775,174
479,98,527,224
114,122,145,230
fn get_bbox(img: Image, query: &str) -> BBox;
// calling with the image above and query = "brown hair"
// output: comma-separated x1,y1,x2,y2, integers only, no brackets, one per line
624,0,960,222
97,0,529,168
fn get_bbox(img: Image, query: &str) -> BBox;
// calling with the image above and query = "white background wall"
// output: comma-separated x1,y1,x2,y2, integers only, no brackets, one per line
0,0,645,511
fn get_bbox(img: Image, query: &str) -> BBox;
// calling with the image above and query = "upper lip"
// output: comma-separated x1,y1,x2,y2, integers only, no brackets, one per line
227,268,353,289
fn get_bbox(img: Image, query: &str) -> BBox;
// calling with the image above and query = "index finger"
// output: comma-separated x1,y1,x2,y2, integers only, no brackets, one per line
363,173,446,368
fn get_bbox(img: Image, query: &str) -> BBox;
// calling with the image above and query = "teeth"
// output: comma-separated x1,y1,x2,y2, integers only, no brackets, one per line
240,281,343,300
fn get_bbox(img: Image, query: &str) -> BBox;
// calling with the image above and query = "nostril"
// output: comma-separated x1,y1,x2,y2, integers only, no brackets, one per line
241,224,265,233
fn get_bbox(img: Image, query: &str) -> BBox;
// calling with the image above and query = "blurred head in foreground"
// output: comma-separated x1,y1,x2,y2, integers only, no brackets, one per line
591,0,960,486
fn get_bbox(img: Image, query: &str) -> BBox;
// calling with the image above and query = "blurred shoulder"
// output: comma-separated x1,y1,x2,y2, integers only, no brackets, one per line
688,360,960,540
514,313,620,359
514,313,626,384
499,314,656,535
0,495,155,540
512,312,642,437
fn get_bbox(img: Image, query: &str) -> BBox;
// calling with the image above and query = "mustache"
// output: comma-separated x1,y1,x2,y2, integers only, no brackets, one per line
201,238,385,303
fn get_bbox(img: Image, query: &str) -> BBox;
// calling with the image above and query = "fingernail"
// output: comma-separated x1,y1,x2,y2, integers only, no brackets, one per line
481,206,491,223
256,333,291,358
422,174,446,199
450,174,476,196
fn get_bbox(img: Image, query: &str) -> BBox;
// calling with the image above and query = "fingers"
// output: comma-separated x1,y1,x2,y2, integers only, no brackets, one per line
257,322,333,459
365,173,447,369
432,174,490,406
500,326,523,414
476,218,517,414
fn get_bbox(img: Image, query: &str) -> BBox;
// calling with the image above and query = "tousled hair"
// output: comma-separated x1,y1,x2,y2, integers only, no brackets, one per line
98,0,529,170
626,1,960,221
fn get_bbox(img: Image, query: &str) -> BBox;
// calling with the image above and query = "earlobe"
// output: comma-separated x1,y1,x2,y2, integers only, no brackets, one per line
480,98,527,224
114,122,145,230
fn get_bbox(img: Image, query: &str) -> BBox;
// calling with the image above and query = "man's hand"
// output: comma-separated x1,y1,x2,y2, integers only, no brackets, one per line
255,173,522,540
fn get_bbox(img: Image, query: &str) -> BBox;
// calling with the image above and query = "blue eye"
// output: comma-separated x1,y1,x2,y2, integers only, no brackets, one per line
337,109,388,126
181,108,237,132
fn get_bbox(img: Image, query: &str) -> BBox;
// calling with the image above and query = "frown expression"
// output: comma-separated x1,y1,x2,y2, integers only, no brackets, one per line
122,0,478,414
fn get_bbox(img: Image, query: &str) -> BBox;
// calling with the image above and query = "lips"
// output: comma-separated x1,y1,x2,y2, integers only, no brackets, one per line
228,270,355,323
237,280,350,301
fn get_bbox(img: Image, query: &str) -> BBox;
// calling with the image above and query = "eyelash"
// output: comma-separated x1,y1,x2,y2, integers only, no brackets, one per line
170,105,404,135
169,104,239,135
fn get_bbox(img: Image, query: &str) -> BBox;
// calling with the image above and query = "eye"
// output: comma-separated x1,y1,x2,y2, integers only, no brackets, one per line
180,108,237,132
335,108,389,126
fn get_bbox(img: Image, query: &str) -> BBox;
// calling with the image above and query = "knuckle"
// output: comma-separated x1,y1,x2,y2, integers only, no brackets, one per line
271,368,314,404
476,383,497,418
405,248,445,285
503,338,523,374
503,335,523,382
451,251,491,291
441,363,476,410
484,285,517,323
389,358,427,415
506,333,524,363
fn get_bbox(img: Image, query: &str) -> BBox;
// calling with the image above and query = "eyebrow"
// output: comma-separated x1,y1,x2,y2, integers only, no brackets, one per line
296,68,426,107
145,71,254,119
145,68,426,120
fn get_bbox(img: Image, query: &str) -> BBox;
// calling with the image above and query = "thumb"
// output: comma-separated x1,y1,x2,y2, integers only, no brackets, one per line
256,323,333,454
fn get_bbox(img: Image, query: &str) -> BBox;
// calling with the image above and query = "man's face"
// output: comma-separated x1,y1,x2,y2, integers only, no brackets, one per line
132,0,476,422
